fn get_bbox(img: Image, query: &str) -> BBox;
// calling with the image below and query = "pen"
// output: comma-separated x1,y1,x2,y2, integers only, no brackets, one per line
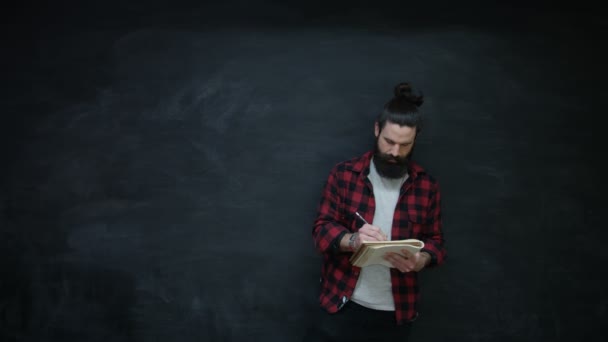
355,211,369,225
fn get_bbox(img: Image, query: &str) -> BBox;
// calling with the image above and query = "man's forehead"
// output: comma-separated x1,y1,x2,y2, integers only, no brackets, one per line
381,123,416,139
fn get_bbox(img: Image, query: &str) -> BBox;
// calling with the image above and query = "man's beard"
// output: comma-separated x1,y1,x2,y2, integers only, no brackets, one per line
372,142,411,179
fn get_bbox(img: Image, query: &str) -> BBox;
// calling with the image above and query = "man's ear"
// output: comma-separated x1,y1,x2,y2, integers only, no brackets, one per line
374,122,379,138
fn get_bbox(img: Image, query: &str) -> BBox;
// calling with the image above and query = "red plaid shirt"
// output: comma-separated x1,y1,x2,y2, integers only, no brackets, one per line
312,150,447,324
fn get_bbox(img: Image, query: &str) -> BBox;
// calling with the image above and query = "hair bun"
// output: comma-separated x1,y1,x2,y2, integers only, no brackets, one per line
393,83,412,97
393,82,424,107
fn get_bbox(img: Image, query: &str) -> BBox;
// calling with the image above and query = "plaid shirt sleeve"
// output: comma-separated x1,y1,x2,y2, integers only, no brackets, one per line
311,162,362,314
312,165,349,254
420,180,446,267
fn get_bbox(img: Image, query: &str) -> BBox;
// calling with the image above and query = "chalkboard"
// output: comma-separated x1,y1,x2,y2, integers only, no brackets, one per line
1,1,606,341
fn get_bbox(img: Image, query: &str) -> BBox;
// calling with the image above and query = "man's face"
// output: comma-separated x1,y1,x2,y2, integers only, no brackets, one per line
373,121,417,179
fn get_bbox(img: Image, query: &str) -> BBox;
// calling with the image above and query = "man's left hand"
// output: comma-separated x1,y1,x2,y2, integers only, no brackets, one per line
384,250,430,273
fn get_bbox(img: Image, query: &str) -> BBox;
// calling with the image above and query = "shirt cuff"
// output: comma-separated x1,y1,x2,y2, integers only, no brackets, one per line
331,231,348,253
421,248,437,266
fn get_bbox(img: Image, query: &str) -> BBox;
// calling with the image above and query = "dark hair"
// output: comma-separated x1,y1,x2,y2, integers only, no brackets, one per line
376,82,424,133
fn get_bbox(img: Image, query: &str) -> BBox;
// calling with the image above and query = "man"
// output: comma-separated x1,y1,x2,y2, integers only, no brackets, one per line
305,82,447,341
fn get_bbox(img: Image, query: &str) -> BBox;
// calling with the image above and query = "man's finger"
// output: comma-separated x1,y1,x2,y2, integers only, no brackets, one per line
371,227,387,241
360,232,382,242
401,249,414,257
364,225,386,238
360,228,386,241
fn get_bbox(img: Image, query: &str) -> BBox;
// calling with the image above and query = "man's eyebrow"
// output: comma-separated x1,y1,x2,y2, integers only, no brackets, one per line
384,137,412,145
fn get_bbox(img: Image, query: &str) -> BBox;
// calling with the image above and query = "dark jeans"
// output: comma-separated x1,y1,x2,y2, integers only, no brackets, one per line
302,301,413,342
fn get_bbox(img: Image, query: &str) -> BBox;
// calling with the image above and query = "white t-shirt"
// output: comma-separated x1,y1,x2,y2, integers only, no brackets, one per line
351,159,408,310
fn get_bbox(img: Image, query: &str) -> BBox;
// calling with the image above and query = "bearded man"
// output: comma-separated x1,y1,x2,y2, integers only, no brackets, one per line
304,82,447,342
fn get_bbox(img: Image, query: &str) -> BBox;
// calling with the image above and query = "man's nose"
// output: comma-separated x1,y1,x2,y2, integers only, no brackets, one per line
389,144,400,156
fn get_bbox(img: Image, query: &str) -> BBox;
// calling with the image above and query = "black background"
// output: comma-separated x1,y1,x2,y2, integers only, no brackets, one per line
2,1,606,341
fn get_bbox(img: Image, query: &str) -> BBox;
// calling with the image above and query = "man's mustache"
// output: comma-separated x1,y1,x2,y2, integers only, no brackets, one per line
378,153,408,164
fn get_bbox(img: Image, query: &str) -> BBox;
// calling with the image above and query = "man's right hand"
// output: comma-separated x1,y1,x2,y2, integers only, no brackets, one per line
357,223,387,243
340,224,387,252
